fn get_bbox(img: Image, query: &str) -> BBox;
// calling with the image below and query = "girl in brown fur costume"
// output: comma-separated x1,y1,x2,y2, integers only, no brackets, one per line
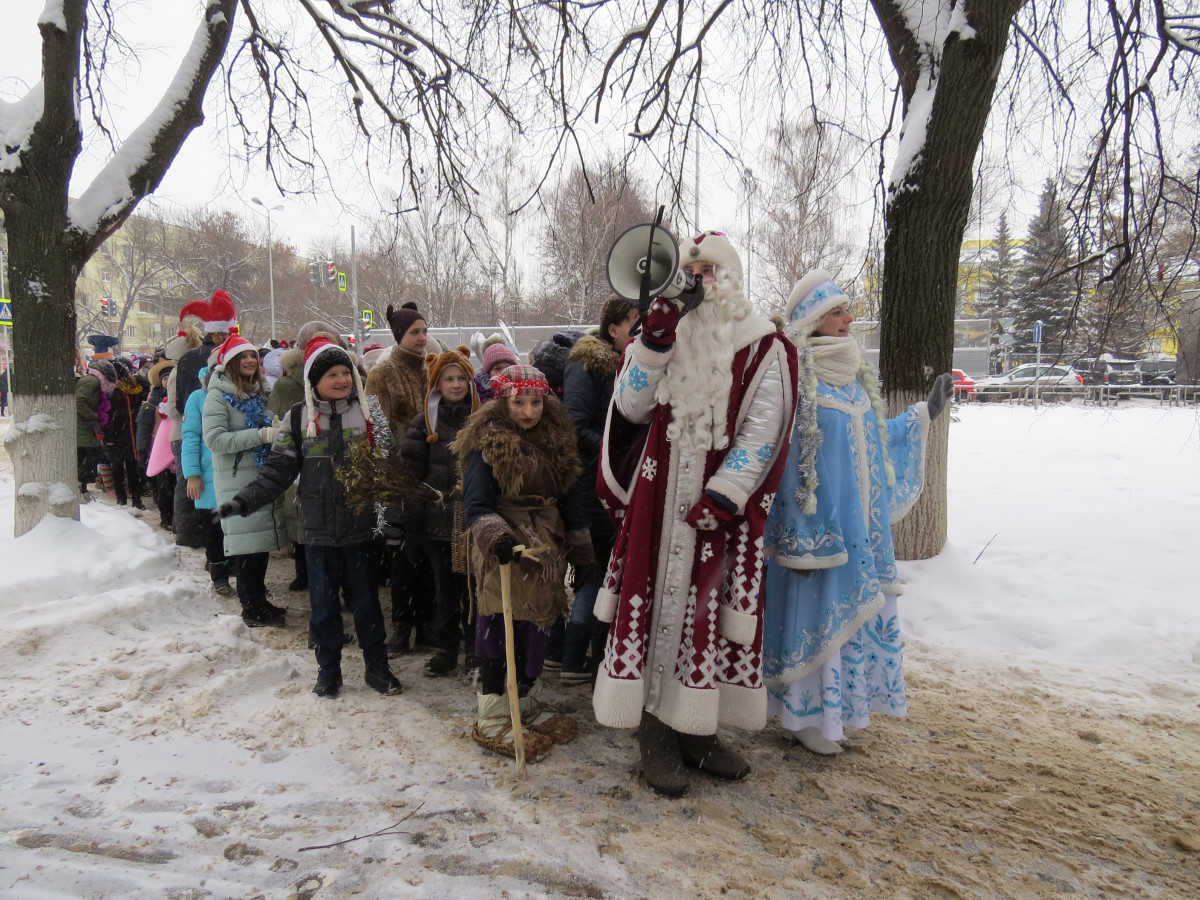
457,365,595,761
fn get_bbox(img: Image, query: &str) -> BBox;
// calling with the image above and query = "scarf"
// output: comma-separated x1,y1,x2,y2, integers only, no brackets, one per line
223,390,273,466
810,336,861,385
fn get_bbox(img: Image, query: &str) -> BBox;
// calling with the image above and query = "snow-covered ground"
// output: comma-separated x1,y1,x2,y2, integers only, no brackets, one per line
1,404,1198,899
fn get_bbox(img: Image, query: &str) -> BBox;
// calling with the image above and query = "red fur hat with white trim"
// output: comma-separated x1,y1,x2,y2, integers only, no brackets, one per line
180,289,238,334
215,334,256,369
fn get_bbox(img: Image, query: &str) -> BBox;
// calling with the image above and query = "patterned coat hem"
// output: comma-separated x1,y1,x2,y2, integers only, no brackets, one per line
763,593,885,689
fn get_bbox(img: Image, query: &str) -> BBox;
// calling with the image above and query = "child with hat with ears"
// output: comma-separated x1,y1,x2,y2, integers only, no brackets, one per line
219,336,403,699
202,334,290,628
397,346,480,678
455,364,595,761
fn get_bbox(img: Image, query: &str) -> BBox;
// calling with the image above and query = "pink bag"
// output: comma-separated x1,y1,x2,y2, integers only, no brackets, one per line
145,415,175,477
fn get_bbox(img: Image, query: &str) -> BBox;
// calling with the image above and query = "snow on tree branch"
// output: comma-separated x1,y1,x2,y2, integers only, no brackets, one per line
69,1,236,252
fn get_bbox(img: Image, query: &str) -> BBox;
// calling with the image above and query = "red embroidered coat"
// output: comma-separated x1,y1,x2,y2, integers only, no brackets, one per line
592,315,798,735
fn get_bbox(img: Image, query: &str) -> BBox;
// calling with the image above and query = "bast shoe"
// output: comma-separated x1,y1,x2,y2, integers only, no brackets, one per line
313,668,343,699
364,665,403,695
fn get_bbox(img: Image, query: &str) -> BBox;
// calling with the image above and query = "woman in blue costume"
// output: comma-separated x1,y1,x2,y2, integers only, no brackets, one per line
763,271,953,755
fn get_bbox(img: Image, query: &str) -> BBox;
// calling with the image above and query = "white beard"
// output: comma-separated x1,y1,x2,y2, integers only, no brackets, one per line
656,275,755,451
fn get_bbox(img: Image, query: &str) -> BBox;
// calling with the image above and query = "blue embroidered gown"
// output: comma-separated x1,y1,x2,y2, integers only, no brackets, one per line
762,376,930,741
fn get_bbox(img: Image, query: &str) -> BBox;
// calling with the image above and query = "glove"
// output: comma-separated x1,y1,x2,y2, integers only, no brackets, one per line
926,372,955,421
494,534,519,565
216,498,246,520
641,297,682,348
685,490,737,532
258,425,280,444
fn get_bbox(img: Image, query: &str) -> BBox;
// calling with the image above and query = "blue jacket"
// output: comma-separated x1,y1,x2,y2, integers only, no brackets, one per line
180,367,217,509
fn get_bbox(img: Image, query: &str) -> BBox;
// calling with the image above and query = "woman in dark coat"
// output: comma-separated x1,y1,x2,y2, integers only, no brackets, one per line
558,297,638,681
104,357,150,507
399,346,479,677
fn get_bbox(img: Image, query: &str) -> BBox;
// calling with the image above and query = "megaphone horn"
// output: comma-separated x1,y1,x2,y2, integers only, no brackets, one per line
606,224,692,302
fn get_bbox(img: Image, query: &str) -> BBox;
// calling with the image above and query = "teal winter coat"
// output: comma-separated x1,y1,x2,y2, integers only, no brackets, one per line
202,369,288,556
180,367,217,509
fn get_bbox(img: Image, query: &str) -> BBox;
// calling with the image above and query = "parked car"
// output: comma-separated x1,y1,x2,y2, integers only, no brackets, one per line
952,368,976,400
1072,355,1141,388
974,364,1084,402
1137,358,1176,385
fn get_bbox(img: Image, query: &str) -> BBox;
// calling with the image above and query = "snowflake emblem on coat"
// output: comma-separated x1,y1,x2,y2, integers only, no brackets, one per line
723,447,749,472
756,444,774,466
628,365,649,392
641,456,658,481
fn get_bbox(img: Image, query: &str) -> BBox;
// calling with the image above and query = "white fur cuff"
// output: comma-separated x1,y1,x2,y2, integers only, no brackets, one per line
593,586,619,623
719,605,757,646
706,475,748,514
592,670,646,729
717,682,768,731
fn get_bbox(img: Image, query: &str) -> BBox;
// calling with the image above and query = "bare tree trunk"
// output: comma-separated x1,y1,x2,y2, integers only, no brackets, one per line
873,0,1024,559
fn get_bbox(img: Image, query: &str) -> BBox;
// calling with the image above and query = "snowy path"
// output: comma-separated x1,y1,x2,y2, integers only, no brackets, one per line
1,404,1198,898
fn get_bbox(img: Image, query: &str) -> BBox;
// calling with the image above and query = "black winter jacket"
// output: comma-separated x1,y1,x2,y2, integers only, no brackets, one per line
399,397,472,541
105,377,150,460
236,394,391,548
174,336,218,418
562,334,622,535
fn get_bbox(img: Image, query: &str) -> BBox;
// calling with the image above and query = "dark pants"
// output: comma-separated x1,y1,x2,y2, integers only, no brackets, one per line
308,543,388,674
475,612,551,693
389,535,436,643
108,453,143,504
171,440,203,547
231,552,269,611
153,471,176,527
421,537,469,653
202,515,229,584
77,446,106,490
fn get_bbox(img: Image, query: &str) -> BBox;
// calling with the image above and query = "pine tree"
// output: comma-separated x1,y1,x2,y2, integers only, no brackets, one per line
1012,180,1081,357
976,212,1016,320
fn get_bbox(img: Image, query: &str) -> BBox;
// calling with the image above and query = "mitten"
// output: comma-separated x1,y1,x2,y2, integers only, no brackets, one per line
641,297,682,348
258,425,280,444
494,534,518,565
685,489,737,532
217,498,246,519
926,372,955,421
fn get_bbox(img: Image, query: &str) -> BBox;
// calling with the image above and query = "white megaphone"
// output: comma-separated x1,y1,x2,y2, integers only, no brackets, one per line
606,223,697,302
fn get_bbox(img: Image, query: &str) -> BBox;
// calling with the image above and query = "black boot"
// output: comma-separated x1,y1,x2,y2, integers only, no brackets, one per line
422,648,458,677
638,712,688,798
560,622,593,683
678,731,751,782
313,666,343,698
365,664,403,695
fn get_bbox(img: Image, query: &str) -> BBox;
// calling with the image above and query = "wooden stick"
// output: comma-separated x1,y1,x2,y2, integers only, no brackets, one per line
500,545,527,778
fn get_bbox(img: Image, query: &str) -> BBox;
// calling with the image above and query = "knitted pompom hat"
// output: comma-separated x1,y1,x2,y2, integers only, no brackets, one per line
491,364,551,398
679,230,743,282
302,336,368,437
386,302,426,343
180,289,238,334
480,339,519,375
215,334,257,369
423,345,479,443
530,330,584,392
783,269,849,339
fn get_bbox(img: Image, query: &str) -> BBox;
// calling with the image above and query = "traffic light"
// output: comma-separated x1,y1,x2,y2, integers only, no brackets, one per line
326,262,337,285
100,297,113,316
345,334,356,349
308,261,322,287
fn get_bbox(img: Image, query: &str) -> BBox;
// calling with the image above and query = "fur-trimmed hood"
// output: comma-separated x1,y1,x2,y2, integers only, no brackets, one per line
568,333,621,379
455,395,580,498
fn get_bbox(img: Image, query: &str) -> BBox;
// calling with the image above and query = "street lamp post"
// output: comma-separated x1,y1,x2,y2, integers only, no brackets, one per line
250,197,284,341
